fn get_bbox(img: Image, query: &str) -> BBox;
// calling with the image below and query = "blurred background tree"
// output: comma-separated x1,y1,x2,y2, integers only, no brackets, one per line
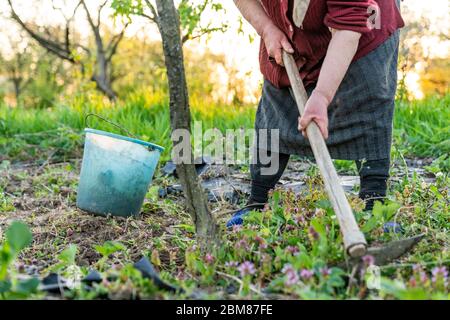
7,0,129,100
0,0,448,107
398,4,449,100
0,32,69,108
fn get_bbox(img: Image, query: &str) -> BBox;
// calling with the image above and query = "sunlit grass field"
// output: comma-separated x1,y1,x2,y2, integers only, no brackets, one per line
1,92,449,169
0,91,255,163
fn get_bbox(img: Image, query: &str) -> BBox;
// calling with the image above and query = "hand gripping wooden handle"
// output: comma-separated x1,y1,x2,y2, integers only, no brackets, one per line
282,51,367,257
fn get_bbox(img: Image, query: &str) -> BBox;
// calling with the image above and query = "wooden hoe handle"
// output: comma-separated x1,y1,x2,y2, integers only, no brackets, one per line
282,51,367,257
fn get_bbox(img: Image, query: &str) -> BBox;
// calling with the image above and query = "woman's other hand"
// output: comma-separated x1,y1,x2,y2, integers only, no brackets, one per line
298,90,330,139
261,24,294,66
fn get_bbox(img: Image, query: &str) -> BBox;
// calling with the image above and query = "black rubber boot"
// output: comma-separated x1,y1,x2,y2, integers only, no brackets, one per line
356,158,390,212
227,150,290,228
249,151,290,204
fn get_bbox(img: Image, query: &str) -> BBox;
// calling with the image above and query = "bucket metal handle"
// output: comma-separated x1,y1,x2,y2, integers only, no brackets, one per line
85,113,138,140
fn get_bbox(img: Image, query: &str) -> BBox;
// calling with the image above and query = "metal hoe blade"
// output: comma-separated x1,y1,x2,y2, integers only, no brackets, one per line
367,233,425,266
341,233,426,269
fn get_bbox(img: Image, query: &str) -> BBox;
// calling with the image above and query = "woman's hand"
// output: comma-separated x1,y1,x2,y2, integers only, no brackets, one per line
298,90,330,139
233,1,305,67
261,24,295,66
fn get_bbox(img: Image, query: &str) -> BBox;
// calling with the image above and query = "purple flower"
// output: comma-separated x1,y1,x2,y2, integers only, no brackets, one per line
204,253,215,264
431,266,448,285
294,214,305,225
286,246,300,255
412,264,422,273
362,255,375,266
282,264,299,286
308,226,319,240
300,269,314,280
285,224,295,232
432,266,448,278
225,261,239,268
411,264,429,284
238,261,256,277
176,270,187,280
284,272,300,286
320,267,331,277
282,264,294,273
420,271,428,284
235,238,250,251
254,236,268,250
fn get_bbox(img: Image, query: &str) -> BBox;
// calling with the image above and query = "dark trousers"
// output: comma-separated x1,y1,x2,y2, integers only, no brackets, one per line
250,151,389,210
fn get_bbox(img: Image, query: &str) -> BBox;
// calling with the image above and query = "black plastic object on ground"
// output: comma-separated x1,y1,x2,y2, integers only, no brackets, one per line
133,257,183,294
40,273,69,294
82,270,103,285
161,156,212,178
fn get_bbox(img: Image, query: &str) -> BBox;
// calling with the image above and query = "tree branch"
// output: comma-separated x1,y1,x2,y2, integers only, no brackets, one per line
145,0,159,24
182,26,225,44
7,0,76,63
106,23,129,62
81,0,104,52
97,0,109,28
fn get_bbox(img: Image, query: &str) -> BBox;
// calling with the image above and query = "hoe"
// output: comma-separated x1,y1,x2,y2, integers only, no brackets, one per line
282,51,424,269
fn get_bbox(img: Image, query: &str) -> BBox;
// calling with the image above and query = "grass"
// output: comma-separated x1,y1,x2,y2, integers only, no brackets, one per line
1,93,448,167
393,95,450,158
0,91,255,164
0,92,448,300
0,161,447,299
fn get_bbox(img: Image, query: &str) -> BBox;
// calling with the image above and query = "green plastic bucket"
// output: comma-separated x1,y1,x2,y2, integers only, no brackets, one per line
76,128,164,217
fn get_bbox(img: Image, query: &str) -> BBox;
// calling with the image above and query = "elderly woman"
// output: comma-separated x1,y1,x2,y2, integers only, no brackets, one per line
228,0,403,227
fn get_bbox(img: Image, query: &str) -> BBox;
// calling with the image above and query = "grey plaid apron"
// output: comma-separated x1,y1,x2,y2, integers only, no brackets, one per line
255,30,400,161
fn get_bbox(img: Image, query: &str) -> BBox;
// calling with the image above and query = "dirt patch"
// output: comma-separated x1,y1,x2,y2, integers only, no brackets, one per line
0,161,192,274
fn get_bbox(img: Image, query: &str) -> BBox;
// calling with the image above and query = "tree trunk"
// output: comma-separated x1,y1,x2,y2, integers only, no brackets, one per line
92,24,115,101
154,0,219,247
12,78,21,104
92,74,116,101
93,51,117,101
82,0,117,101
92,56,116,101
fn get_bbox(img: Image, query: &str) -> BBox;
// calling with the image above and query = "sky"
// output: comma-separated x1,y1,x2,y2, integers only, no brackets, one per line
0,0,449,101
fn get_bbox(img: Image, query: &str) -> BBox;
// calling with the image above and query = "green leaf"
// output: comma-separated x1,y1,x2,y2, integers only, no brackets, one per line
147,185,160,202
0,280,12,293
384,202,401,221
293,252,312,269
310,218,326,237
372,201,401,222
94,241,126,257
58,244,78,265
270,190,280,212
362,216,379,233
286,236,301,246
16,277,40,295
173,224,195,233
327,275,345,288
6,221,32,253
316,199,332,212
371,201,384,219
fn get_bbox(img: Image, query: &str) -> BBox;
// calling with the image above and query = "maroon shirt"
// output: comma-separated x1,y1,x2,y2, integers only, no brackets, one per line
259,0,404,88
